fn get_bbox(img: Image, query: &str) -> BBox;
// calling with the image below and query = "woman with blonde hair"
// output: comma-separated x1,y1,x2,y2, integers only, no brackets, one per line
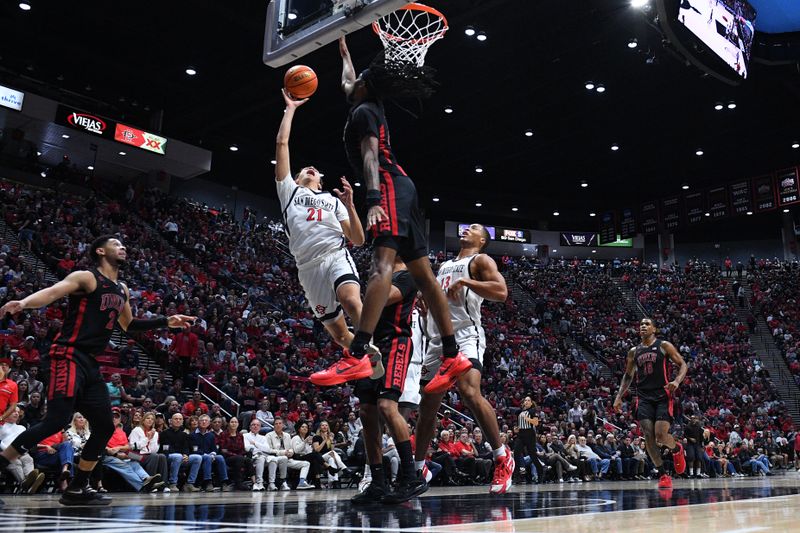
65,412,105,491
129,412,169,489
313,421,346,486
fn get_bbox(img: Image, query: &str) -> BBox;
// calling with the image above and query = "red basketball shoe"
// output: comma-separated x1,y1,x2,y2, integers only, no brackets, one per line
657,474,673,489
310,351,372,386
672,442,686,475
423,353,472,394
490,447,515,494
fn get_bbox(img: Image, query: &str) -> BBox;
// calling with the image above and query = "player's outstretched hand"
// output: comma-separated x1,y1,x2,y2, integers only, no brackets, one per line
333,177,354,206
665,381,679,393
167,314,197,330
0,300,23,317
612,397,623,413
366,206,388,230
282,88,309,109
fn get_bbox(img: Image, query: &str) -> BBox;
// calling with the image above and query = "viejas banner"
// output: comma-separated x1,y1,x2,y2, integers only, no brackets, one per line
56,105,116,139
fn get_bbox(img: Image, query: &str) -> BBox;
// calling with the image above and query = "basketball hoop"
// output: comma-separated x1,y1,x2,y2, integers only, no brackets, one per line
372,3,448,67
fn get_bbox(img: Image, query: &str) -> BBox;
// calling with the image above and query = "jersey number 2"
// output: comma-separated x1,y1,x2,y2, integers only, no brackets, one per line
306,208,323,221
106,310,117,330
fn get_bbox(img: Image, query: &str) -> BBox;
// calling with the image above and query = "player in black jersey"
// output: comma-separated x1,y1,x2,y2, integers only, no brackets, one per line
339,36,471,395
613,318,688,489
0,235,194,505
352,256,426,505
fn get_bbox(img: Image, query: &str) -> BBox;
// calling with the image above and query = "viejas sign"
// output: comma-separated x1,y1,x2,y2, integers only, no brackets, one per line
56,105,116,138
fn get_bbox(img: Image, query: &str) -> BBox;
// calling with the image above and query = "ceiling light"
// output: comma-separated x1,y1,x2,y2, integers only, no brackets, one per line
524,129,533,137
40,171,46,177
476,31,487,42
36,151,41,156
631,0,648,7
270,159,276,164
464,26,476,37
474,165,483,173
287,11,298,20
580,180,588,188
792,143,799,149
695,149,704,156
552,249,557,253
714,103,724,111
475,202,482,207
185,67,197,76
61,134,70,139
553,210,560,216
87,165,94,170
432,197,440,202
118,151,126,156
746,211,753,215
596,84,606,93
589,212,596,217
783,208,790,213
682,183,689,190
512,207,519,212
592,250,597,253
585,81,595,90
704,212,711,217
611,143,619,151
444,106,453,114
727,102,736,109
627,38,638,49
18,2,31,11
229,144,239,152
354,182,361,187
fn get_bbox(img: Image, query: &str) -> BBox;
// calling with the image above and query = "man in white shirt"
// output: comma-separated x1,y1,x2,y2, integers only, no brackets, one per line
243,419,278,491
575,436,610,478
255,400,275,433
264,418,312,490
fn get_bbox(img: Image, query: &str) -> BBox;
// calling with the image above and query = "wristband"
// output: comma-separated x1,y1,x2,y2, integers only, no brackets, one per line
365,189,381,208
128,316,169,332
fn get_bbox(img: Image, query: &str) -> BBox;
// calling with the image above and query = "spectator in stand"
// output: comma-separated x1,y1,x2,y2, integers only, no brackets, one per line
0,408,43,493
23,391,44,426
217,416,250,490
65,412,104,491
618,436,639,480
32,430,74,491
56,252,75,278
0,357,18,424
183,391,209,417
103,409,164,492
265,417,313,491
106,374,131,408
244,418,278,491
737,441,770,476
17,337,39,366
291,421,324,488
255,400,275,434
575,435,609,480
160,412,203,492
313,421,346,485
684,416,705,478
129,412,169,488
190,414,232,491
171,327,199,381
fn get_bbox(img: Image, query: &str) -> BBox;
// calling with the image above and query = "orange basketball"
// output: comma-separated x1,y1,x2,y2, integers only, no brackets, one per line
284,65,318,99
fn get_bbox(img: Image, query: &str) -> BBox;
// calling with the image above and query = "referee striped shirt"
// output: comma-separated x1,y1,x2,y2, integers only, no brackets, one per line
518,409,533,430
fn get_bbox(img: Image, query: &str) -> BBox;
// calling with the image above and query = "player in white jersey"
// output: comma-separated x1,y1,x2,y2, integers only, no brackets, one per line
275,89,378,385
398,306,425,417
413,224,515,494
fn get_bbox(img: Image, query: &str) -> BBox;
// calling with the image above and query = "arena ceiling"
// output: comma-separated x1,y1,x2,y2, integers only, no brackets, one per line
0,0,799,234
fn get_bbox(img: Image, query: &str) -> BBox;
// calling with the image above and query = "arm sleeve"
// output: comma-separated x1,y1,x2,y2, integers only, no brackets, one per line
334,199,349,223
276,175,298,208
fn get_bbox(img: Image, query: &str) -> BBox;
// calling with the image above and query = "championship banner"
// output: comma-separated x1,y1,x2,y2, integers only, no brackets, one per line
598,211,617,245
729,180,752,215
114,123,168,155
707,186,729,219
641,201,658,235
620,207,636,239
661,196,680,231
776,167,800,206
684,191,705,225
753,175,776,212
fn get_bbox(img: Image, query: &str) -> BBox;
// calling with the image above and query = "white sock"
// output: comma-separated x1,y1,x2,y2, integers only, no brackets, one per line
689,468,694,476
415,460,425,471
493,446,506,459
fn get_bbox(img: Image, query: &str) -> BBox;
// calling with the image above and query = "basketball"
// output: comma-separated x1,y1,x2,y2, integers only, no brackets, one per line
284,65,318,99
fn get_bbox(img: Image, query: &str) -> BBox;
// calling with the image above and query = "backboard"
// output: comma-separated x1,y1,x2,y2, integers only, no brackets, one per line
263,0,408,68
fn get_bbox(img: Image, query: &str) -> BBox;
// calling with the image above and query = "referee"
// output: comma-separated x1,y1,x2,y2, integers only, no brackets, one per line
515,396,544,483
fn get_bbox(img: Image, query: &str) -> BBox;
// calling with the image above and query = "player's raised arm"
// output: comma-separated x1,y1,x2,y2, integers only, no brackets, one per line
275,89,308,182
0,271,94,316
613,348,637,411
334,177,365,246
339,36,357,95
662,341,688,393
450,254,508,302
360,135,387,230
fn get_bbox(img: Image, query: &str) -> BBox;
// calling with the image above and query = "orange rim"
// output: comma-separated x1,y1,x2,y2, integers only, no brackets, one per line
372,2,448,45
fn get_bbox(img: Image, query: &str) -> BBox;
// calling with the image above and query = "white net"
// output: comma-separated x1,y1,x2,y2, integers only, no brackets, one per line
372,4,448,67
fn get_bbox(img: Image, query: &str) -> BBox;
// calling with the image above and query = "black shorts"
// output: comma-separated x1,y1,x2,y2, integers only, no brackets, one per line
370,173,427,262
354,336,412,405
47,345,111,407
635,394,673,423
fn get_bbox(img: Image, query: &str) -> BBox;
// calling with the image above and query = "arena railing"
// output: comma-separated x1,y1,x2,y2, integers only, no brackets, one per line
198,374,240,418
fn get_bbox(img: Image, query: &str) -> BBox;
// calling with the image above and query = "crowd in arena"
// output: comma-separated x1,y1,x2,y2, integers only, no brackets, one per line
0,176,799,494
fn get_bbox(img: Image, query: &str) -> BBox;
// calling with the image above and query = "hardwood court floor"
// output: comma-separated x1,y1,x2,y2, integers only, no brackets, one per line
0,474,798,532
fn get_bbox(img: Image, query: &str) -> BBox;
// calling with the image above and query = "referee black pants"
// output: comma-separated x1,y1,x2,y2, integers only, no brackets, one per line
514,428,543,481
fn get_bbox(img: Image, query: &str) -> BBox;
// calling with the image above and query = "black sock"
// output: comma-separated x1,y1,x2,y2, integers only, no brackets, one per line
69,467,91,489
396,440,416,480
350,331,372,356
656,464,665,477
370,463,386,488
442,335,458,357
